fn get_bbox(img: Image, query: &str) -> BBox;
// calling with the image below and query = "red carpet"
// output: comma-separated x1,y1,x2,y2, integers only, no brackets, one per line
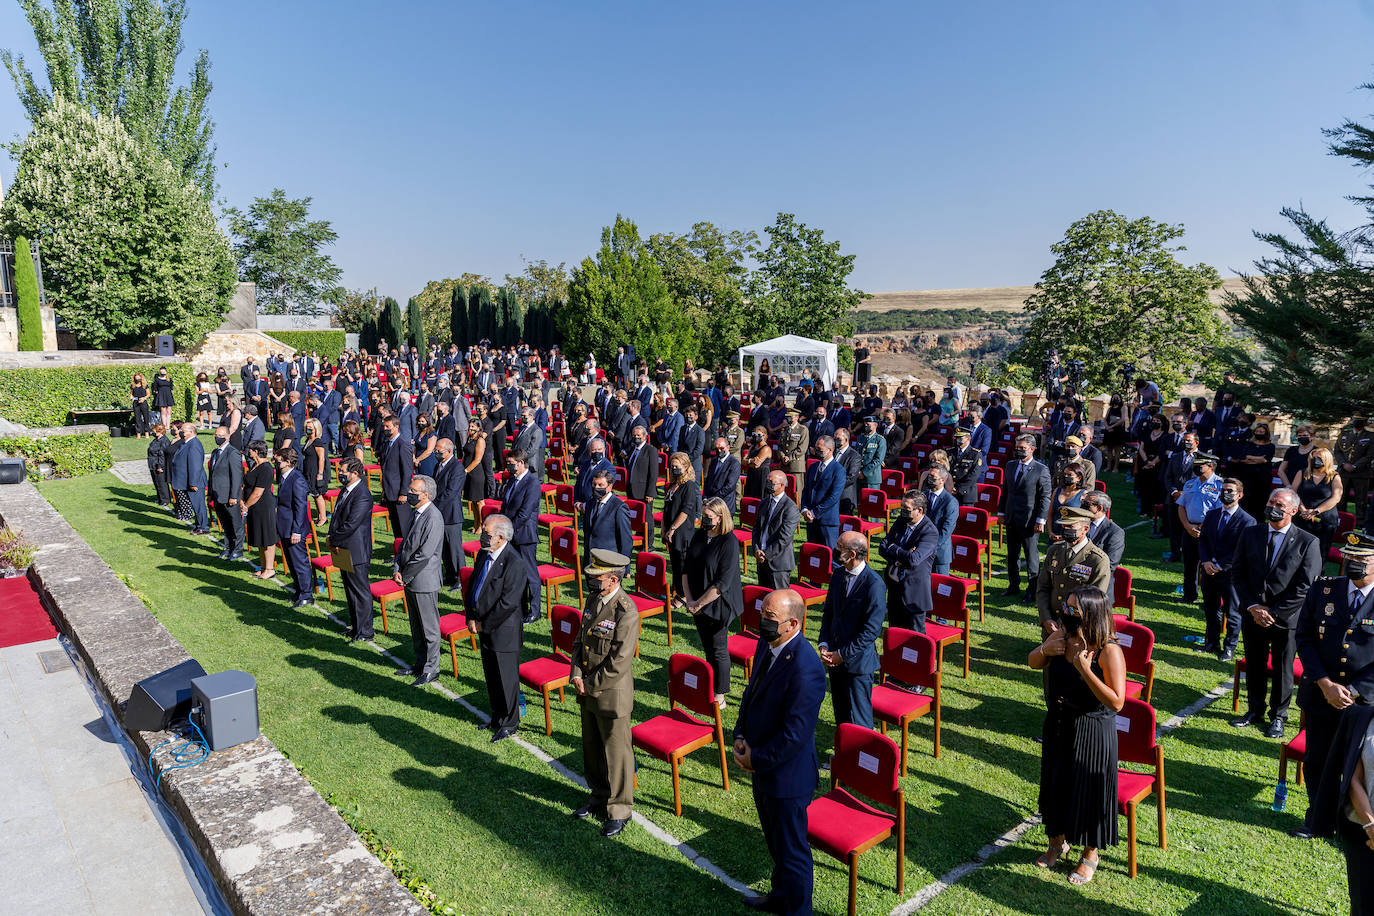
0,576,58,647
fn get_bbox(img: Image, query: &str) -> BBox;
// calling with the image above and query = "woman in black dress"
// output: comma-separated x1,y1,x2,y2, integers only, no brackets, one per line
152,366,175,430
1279,423,1318,488
755,358,771,396
1234,418,1276,520
1133,416,1166,515
661,452,702,600
463,422,491,503
215,369,232,421
273,412,298,457
741,428,772,501
1101,396,1127,473
1029,585,1126,886
679,496,743,707
195,372,213,430
242,442,279,580
268,374,288,431
146,423,172,506
1293,446,1344,562
131,373,151,438
339,421,367,485
302,417,329,527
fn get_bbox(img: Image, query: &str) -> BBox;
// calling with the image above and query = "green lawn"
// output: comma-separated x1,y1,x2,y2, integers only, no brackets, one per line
36,469,1347,916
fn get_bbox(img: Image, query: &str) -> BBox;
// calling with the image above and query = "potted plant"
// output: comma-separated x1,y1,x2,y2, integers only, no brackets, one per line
0,527,37,578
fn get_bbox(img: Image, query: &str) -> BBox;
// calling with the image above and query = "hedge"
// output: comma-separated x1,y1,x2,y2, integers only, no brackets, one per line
265,330,347,362
0,364,197,427
0,431,113,479
13,236,43,352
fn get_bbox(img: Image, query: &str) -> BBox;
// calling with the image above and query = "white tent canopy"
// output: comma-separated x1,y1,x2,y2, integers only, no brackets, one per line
738,334,838,390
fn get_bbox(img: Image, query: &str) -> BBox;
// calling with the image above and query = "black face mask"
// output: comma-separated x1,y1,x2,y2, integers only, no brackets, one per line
593,487,610,500
1193,465,1206,476
1346,559,1371,580
1016,450,1032,461
1356,419,1368,429
214,436,226,446
1264,505,1286,523
1219,490,1237,506
1297,436,1311,446
1311,458,1325,470
479,532,493,549
758,617,782,643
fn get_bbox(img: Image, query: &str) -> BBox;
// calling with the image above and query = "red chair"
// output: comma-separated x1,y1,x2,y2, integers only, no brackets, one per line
629,551,673,651
806,723,905,916
463,501,506,556
880,469,904,513
1232,653,1304,712
630,654,730,816
612,465,628,496
518,604,581,736
739,496,760,532
1330,511,1357,563
1114,566,1137,621
784,473,799,505
790,543,832,627
975,483,1002,548
981,466,1003,489
1113,615,1156,704
842,513,883,553
728,586,771,679
1280,716,1307,786
733,513,754,574
309,554,336,602
926,573,972,678
368,578,406,634
1094,479,1107,493
439,567,478,677
539,484,577,532
953,506,993,573
858,487,891,536
626,498,649,549
948,535,985,621
538,526,581,617
1116,697,1167,878
872,628,942,774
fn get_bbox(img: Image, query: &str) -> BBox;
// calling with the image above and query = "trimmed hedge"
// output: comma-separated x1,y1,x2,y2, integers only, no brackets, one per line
0,431,113,479
266,330,347,362
0,364,196,427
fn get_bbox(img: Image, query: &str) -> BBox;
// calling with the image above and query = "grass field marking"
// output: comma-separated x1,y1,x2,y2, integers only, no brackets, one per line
1122,519,1152,531
202,530,756,898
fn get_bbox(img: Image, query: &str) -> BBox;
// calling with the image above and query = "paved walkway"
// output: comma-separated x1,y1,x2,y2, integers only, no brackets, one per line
0,638,208,915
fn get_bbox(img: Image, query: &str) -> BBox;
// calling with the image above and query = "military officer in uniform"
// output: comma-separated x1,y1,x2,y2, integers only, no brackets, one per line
857,414,887,490
950,426,985,506
1292,532,1374,838
570,549,641,838
1336,416,1372,514
722,410,746,464
779,407,809,494
1036,506,1112,630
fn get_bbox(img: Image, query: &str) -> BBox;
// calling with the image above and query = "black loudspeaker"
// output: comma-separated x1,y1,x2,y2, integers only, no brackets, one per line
125,659,207,732
0,458,25,485
156,334,175,357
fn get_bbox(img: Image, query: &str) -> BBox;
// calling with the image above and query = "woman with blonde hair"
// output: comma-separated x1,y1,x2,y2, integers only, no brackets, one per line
679,496,742,708
302,417,329,526
1292,445,1344,561
130,372,151,438
661,452,701,597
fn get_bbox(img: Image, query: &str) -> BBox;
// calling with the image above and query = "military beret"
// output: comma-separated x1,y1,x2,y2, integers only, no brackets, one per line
1195,451,1220,464
584,548,631,577
1065,435,1084,447
953,427,971,439
1058,505,1095,523
1341,531,1374,558
724,410,740,418
786,406,801,416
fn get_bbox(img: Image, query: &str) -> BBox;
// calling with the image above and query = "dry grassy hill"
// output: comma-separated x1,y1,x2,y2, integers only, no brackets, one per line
860,277,1250,313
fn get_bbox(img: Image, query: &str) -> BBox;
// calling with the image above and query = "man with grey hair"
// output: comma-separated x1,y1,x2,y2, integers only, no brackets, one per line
394,474,445,686
465,513,533,741
800,435,843,549
433,438,466,589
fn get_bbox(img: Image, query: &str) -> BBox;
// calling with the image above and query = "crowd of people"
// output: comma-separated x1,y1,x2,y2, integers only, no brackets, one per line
132,339,1374,913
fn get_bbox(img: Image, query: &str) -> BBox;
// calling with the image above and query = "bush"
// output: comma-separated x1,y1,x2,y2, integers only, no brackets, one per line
264,331,347,362
0,364,197,427
0,431,113,479
13,236,43,352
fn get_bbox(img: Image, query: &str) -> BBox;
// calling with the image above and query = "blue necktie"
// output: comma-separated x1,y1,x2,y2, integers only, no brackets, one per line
472,553,491,602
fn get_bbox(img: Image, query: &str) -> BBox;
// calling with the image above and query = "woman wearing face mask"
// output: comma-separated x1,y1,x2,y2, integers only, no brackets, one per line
1028,585,1126,886
741,427,772,500
152,365,175,430
1292,446,1344,562
463,422,490,506
1279,424,1319,488
661,452,701,598
679,497,743,708
1102,396,1127,473
242,441,279,580
1133,414,1167,515
413,415,438,478
1235,418,1276,519
1049,464,1087,541
939,387,960,427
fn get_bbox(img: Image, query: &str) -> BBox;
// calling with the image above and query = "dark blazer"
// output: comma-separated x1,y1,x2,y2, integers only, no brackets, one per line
582,494,634,562
574,456,614,506
702,454,741,512
983,404,1009,442
146,435,172,474
1231,523,1322,625
685,530,743,624
275,469,311,541
999,458,1052,527
240,416,265,448
680,423,707,478
327,482,375,562
733,635,826,799
801,459,844,526
169,436,206,490
290,400,306,439
1198,506,1255,572
207,444,243,504
878,515,938,610
835,446,861,510
1162,449,1196,497
623,443,659,504
928,489,957,569
1089,516,1128,569
381,435,414,503
464,546,531,653
950,445,985,505
756,493,800,573
817,563,886,674
433,456,466,527
500,471,541,547
513,425,546,481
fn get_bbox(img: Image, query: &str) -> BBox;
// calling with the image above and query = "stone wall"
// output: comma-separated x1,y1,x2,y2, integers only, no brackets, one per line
213,283,259,333
0,481,427,916
0,305,60,352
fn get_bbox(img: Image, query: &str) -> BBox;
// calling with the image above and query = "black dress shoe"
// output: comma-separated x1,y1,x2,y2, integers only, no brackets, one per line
291,599,312,609
395,666,419,677
1229,711,1260,728
1289,825,1316,839
491,726,517,742
226,551,244,561
1000,587,1020,598
346,634,374,645
1264,717,1286,739
521,610,540,625
1019,592,1036,606
215,550,230,560
600,817,628,837
572,802,606,820
1219,649,1235,663
1200,642,1219,654
742,896,782,913
411,672,438,687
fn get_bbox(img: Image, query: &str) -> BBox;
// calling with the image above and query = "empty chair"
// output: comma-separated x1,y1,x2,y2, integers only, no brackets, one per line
518,604,582,735
630,654,730,816
1115,697,1167,879
1112,615,1156,704
872,628,942,773
628,551,673,651
926,573,973,678
728,585,771,679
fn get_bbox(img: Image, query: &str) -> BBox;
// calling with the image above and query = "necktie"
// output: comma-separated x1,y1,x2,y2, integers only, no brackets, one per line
1014,461,1024,485
753,645,775,681
846,569,858,595
1266,529,1278,568
758,497,773,550
472,553,492,602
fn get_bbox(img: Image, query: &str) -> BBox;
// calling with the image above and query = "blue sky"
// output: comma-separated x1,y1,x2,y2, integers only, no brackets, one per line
3,1,1374,300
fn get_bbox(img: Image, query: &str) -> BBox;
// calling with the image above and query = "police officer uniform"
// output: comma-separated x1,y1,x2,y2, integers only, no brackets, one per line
779,408,809,489
723,412,746,463
857,416,887,490
1175,451,1224,605
1335,418,1372,515
569,549,641,837
1294,533,1374,836
950,427,984,506
1035,506,1112,628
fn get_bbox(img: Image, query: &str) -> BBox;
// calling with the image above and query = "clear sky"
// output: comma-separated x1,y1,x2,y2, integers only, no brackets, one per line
3,1,1374,300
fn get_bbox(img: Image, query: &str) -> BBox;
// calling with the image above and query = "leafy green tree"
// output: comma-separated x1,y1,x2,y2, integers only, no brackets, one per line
449,284,469,347
0,95,234,347
648,221,757,367
563,214,696,368
471,286,495,343
1011,210,1223,398
504,257,569,305
13,236,43,351
227,189,343,316
413,274,489,345
746,212,868,344
494,286,524,346
406,296,425,351
334,287,381,334
1226,87,1374,423
378,297,405,352
3,0,219,197
523,297,560,351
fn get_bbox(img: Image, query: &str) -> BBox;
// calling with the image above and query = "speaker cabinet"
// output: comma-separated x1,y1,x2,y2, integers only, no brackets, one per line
0,458,25,485
191,670,259,751
125,659,207,732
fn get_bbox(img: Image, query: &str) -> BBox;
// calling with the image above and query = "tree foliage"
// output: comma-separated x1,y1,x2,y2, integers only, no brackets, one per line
504,257,568,305
334,286,382,334
648,221,757,367
1010,210,1223,398
494,286,524,347
1226,86,1374,423
469,286,495,344
745,212,868,344
378,296,405,352
227,189,343,316
412,274,488,345
13,236,43,351
405,296,425,351
3,0,219,197
522,297,560,351
563,215,696,369
449,284,469,348
0,95,234,347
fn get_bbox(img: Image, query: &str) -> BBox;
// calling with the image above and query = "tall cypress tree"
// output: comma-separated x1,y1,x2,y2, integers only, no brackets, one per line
474,286,495,343
449,284,469,347
358,314,377,353
406,296,425,351
380,296,405,352
13,236,43,351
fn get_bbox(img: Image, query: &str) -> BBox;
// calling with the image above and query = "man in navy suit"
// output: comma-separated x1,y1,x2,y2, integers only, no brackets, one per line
621,426,658,545
274,448,315,608
316,381,341,450
659,399,685,452
702,437,741,514
328,458,376,642
465,513,533,742
581,469,634,566
171,423,209,533
807,408,835,458
1000,433,1052,605
574,440,614,511
500,449,543,623
1199,477,1256,661
966,407,993,458
380,416,415,538
878,490,939,632
923,467,958,575
679,405,707,480
817,531,887,728
288,390,307,441
800,435,844,549
733,588,826,915
433,439,467,588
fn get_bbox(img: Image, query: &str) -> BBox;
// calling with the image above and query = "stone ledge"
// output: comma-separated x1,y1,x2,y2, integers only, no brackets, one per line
0,480,427,916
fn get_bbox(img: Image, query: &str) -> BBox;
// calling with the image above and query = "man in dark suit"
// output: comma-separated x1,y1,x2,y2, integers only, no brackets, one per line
621,426,658,546
807,408,835,458
316,381,341,450
274,448,315,608
950,427,985,506
1229,487,1323,738
878,489,939,632
983,393,1009,445
1161,432,1198,561
680,405,707,480
393,474,445,686
827,396,851,432
1082,491,1126,600
171,423,209,534
380,416,415,538
659,399,685,453
328,458,376,642
754,471,800,591
1000,434,1052,605
465,513,533,741
435,400,459,451
500,449,543,623
832,429,861,516
239,358,259,395
574,439,614,511
251,376,271,424
207,426,244,560
582,468,634,566
514,407,547,483
800,435,844,549
433,439,466,588
702,436,741,515
1197,478,1255,660
924,467,958,576
734,588,826,915
287,390,307,441
240,405,265,449
817,531,887,728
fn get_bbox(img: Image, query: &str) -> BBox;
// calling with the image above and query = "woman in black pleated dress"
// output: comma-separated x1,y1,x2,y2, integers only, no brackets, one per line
1029,585,1126,886
660,451,701,600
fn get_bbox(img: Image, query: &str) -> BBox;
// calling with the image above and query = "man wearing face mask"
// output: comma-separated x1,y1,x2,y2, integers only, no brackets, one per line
807,408,835,458
680,404,707,480
779,407,810,491
800,435,844,550
465,514,532,742
274,448,315,609
924,467,957,576
582,468,633,569
621,426,658,545
858,414,887,491
817,532,887,729
755,471,801,591
1037,506,1111,630
722,411,746,463
702,436,742,515
878,490,938,632
207,426,244,560
392,475,445,686
1293,532,1374,839
1159,431,1198,561
171,422,209,534
1197,479,1255,661
328,458,376,642
832,428,861,516
1001,434,1053,604
950,426,985,507
574,441,613,513
1229,488,1323,739
500,450,542,623
1336,415,1372,515
1176,452,1224,606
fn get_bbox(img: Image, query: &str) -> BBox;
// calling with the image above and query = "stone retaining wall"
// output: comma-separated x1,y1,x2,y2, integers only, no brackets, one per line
0,480,427,916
